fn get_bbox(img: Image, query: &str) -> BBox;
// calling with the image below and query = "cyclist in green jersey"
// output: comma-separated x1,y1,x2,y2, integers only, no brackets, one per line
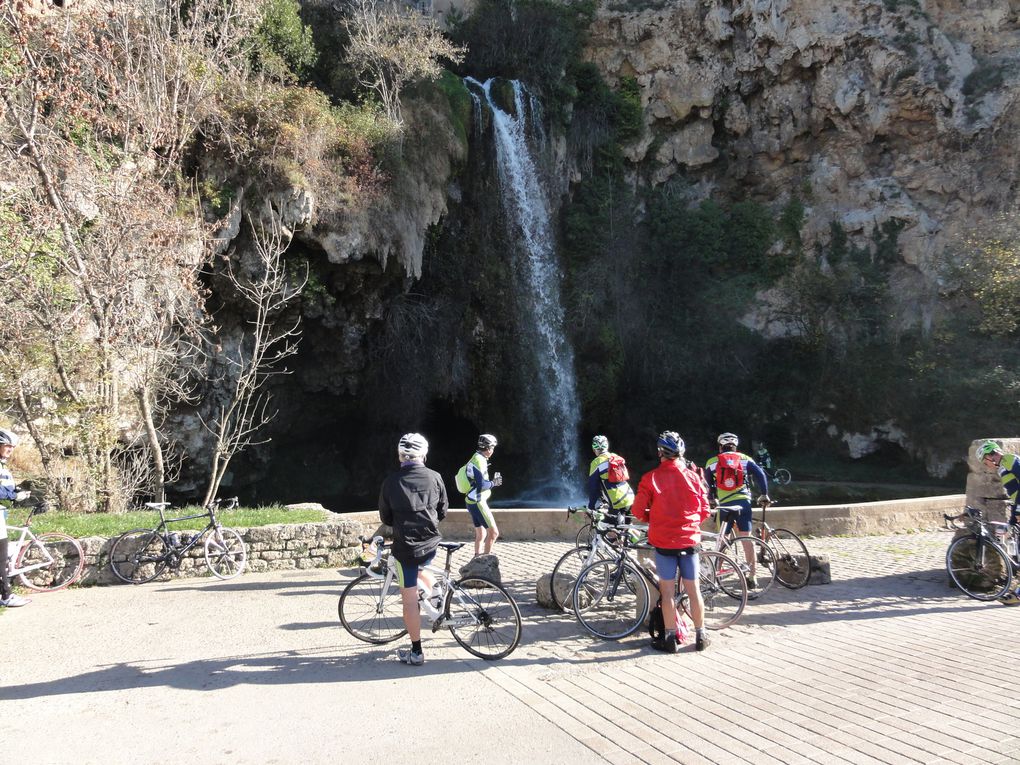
586,435,634,517
976,440,1020,605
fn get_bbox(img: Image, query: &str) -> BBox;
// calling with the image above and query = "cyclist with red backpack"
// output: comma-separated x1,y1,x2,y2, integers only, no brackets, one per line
705,432,771,588
586,435,634,518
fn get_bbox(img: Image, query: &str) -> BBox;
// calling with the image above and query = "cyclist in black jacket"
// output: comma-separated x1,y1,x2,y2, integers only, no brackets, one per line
379,432,448,666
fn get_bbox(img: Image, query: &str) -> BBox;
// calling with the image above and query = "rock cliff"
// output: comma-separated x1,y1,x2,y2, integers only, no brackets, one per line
585,0,1019,337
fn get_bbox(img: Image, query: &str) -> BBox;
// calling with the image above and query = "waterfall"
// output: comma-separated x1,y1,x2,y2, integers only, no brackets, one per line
467,77,582,500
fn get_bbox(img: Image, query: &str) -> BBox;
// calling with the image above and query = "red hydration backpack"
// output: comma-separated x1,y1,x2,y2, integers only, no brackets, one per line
715,452,745,492
606,454,629,484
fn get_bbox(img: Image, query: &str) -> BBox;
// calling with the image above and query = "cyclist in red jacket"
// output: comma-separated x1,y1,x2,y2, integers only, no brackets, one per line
630,431,712,652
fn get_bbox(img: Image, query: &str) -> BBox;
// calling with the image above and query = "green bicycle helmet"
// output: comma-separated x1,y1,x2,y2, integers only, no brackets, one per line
977,440,1002,459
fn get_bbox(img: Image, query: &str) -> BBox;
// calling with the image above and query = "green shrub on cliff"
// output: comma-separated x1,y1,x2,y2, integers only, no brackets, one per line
252,0,319,83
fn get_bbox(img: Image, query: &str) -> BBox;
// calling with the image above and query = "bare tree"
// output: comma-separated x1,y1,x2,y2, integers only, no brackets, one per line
0,2,257,511
201,211,306,506
342,0,466,124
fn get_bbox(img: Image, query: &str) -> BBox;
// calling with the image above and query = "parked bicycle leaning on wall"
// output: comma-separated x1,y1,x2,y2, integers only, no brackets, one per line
0,428,33,608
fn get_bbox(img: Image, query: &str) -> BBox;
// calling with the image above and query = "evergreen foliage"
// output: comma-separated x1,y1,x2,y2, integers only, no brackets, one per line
252,0,319,83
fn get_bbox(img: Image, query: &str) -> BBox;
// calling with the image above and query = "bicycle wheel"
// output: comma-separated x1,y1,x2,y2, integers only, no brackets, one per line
946,534,1012,601
680,550,747,630
109,529,169,584
575,522,594,549
338,572,407,643
572,559,649,640
550,544,604,611
762,527,811,589
445,577,522,660
16,533,85,591
774,468,792,485
719,535,777,599
204,527,247,580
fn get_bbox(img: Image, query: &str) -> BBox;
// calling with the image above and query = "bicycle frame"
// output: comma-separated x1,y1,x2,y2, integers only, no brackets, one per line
5,525,55,577
358,537,497,632
147,499,236,560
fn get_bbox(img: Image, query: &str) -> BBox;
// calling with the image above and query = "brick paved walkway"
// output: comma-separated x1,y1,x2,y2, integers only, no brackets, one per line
448,531,1019,764
2,530,1018,764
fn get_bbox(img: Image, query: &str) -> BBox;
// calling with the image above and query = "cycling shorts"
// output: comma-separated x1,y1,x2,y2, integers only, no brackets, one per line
654,547,700,582
717,498,753,533
466,497,496,529
394,551,436,589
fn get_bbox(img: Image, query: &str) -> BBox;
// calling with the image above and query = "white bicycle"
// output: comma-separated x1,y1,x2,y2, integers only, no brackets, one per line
338,536,522,660
5,503,85,591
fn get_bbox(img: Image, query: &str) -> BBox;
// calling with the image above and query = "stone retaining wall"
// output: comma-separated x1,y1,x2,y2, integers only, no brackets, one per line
345,495,965,540
71,492,970,585
76,519,369,586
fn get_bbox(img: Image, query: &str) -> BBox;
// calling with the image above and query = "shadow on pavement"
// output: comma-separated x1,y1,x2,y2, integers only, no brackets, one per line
0,646,473,700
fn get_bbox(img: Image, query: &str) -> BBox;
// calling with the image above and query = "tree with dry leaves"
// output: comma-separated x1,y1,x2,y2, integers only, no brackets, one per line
0,1,257,510
341,0,465,124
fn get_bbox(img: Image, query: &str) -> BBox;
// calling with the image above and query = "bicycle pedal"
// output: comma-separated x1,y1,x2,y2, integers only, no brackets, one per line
430,617,444,632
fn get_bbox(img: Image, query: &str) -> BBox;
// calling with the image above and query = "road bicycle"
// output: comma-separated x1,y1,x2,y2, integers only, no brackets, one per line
549,506,634,610
763,466,792,485
108,497,247,584
944,506,1019,601
751,503,811,589
570,521,748,639
709,504,779,599
339,535,522,660
5,502,84,591
570,502,630,549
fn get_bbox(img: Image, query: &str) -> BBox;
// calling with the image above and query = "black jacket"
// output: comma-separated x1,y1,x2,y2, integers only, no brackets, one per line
378,462,449,564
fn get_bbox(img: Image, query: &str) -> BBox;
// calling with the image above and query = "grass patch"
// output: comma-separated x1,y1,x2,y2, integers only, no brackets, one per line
12,505,329,538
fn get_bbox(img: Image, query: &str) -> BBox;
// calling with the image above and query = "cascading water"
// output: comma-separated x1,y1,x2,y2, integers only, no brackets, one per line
466,77,582,501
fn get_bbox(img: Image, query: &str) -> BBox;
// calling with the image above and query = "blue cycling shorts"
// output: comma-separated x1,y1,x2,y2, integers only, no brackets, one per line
394,552,436,589
466,498,496,529
717,498,753,533
654,548,700,582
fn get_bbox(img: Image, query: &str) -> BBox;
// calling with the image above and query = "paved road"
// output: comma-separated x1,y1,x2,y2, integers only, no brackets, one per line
1,531,1018,764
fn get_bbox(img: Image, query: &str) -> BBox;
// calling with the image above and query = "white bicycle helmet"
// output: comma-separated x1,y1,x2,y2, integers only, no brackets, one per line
0,428,20,448
398,432,429,460
717,432,739,450
477,434,498,450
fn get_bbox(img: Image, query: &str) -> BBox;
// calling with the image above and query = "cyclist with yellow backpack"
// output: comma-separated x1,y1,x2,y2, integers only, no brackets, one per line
705,432,771,588
455,434,502,557
586,435,634,518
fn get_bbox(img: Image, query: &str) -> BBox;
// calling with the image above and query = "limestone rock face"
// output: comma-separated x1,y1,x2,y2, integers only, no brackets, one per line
586,0,1020,336
585,0,1020,472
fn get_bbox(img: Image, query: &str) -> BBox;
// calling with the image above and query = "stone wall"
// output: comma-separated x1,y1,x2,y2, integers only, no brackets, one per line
345,495,965,539
965,438,1020,521
76,519,369,586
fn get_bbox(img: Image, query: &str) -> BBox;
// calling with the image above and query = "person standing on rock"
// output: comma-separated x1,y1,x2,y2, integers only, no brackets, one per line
630,431,712,653
379,433,448,666
976,440,1020,604
455,434,502,557
0,428,32,608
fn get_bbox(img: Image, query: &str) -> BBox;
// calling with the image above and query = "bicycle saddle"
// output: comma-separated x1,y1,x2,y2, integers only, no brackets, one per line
439,542,465,552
